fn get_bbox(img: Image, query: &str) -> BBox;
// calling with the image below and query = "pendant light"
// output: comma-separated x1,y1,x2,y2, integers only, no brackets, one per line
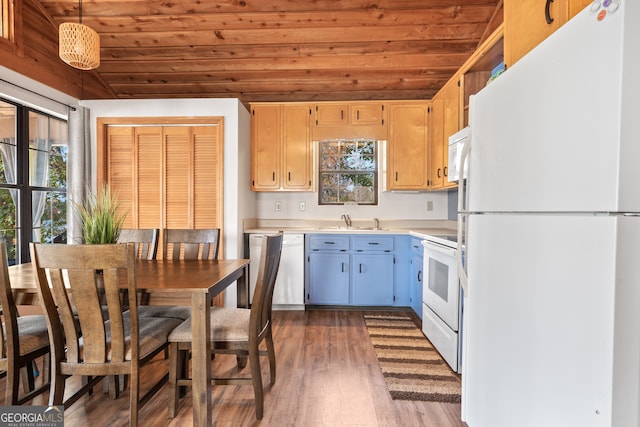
58,0,100,70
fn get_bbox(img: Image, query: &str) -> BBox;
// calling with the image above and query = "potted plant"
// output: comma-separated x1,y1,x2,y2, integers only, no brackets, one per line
75,184,127,244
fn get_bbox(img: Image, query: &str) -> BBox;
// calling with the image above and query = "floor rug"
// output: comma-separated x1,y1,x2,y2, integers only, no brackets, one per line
363,313,461,403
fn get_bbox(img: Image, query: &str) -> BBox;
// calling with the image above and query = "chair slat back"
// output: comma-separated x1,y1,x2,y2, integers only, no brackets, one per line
118,229,159,260
249,233,283,341
163,229,220,260
30,243,137,365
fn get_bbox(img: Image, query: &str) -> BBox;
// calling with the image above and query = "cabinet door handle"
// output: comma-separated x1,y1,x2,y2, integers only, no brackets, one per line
437,168,442,178
341,110,344,120
357,110,360,120
444,166,448,177
368,242,379,246
395,171,399,181
272,171,276,181
418,271,422,282
545,0,554,24
288,171,291,181
341,262,345,273
359,264,363,273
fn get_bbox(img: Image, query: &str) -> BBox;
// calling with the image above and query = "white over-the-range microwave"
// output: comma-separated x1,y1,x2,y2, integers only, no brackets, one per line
447,126,470,182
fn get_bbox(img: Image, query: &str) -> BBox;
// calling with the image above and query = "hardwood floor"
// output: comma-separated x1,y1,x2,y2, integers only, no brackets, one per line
12,310,467,426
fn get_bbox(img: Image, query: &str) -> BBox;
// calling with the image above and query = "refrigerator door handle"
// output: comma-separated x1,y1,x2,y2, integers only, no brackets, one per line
457,132,471,215
457,131,471,293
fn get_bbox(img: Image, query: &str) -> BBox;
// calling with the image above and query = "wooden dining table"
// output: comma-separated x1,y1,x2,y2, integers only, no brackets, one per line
9,258,251,427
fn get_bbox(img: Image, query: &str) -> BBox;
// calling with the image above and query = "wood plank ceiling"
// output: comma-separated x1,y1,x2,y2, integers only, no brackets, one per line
36,0,503,103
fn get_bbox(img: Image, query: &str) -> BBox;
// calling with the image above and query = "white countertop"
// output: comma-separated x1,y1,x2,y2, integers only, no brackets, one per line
243,219,457,239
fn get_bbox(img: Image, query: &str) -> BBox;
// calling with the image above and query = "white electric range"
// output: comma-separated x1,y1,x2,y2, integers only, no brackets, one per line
421,234,462,373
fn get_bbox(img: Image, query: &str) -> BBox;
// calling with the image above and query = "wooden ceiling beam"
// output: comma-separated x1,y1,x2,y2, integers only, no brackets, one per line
98,24,487,48
109,88,439,102
101,69,457,84
77,7,496,33
39,0,500,16
94,52,472,73
102,40,478,62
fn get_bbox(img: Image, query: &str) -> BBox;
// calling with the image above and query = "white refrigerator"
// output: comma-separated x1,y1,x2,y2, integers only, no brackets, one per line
458,2,640,426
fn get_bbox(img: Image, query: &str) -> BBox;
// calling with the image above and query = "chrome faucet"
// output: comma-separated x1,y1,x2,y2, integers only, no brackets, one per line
373,218,380,230
341,214,352,228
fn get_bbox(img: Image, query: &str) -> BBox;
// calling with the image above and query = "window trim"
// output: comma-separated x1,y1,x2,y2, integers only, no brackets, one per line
317,139,378,206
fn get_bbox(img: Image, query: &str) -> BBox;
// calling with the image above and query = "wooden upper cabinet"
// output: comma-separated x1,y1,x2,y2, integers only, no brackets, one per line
282,104,312,190
504,0,592,67
387,102,429,191
441,77,461,189
428,76,460,190
250,104,281,191
314,104,348,126
350,103,385,125
250,103,312,192
314,102,385,127
569,0,592,16
429,96,445,190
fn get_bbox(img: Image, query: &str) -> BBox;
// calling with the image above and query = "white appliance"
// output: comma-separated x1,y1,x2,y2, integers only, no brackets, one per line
447,126,469,182
421,234,462,373
458,2,640,426
249,233,304,308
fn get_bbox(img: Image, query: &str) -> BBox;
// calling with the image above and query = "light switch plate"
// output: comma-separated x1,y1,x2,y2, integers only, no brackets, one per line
275,201,282,211
299,201,306,211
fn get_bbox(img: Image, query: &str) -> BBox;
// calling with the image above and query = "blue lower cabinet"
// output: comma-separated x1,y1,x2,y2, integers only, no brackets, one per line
410,253,424,317
307,252,350,304
409,237,424,318
352,253,394,305
306,234,404,307
393,235,411,307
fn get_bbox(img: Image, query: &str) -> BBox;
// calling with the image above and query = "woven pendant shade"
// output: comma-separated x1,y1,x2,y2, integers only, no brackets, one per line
59,22,100,70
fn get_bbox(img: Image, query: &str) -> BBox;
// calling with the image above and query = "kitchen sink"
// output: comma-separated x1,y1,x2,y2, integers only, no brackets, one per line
313,226,386,232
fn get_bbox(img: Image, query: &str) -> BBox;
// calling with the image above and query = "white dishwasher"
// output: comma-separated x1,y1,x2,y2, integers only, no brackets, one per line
249,233,305,309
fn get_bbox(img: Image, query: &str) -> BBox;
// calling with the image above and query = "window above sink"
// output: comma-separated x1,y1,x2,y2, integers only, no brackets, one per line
318,139,378,205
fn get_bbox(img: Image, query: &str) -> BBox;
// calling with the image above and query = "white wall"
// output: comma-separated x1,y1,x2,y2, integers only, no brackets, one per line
81,98,254,307
255,190,449,221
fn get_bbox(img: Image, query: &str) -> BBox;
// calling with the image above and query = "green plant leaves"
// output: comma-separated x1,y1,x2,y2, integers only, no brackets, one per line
75,184,127,244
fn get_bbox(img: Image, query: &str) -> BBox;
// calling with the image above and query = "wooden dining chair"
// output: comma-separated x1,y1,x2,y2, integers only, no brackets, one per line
30,243,183,426
167,232,283,420
117,228,187,318
138,228,220,322
0,241,50,405
117,229,159,261
163,228,220,261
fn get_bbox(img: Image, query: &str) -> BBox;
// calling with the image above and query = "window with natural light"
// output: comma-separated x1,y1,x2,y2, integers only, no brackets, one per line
0,99,67,264
318,139,377,205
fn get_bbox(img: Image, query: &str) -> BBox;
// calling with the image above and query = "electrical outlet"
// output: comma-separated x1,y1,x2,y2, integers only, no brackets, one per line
275,201,282,212
426,201,433,211
299,201,306,211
